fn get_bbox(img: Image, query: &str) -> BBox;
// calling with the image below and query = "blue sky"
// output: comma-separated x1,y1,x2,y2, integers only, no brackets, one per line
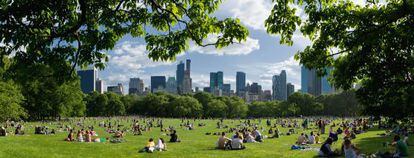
99,0,314,92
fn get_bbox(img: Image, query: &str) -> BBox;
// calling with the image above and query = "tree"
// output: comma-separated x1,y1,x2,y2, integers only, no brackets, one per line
52,80,85,117
85,92,108,116
0,81,26,122
1,0,248,82
205,99,227,118
317,90,362,116
170,96,202,118
105,92,125,116
287,92,323,116
225,97,248,118
265,0,414,118
120,94,141,115
193,92,214,114
141,93,170,116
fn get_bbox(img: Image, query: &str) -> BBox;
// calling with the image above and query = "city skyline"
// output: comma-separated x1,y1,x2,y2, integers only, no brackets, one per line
97,0,308,92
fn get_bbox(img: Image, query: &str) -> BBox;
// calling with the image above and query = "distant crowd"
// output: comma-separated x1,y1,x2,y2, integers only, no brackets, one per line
0,117,412,157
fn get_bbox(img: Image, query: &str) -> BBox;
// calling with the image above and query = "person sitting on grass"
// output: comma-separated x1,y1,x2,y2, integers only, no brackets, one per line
139,138,155,153
308,132,315,144
270,128,280,138
253,128,263,142
155,138,167,151
85,130,92,142
231,134,245,150
319,137,340,157
391,135,409,157
0,126,7,136
169,130,181,143
297,133,307,145
244,132,256,143
268,128,273,135
342,138,360,158
403,133,410,146
217,132,231,149
77,130,84,142
65,129,74,141
114,129,124,138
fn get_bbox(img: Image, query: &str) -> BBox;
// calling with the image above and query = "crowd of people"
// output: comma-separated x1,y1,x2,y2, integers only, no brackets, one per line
0,117,412,157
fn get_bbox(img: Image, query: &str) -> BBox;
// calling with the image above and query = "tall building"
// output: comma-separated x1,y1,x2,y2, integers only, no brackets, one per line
301,66,309,93
210,71,223,93
129,78,144,95
176,61,185,93
182,59,192,93
272,70,287,101
95,78,104,94
321,68,335,94
77,68,97,93
166,77,177,94
236,72,246,95
301,66,330,96
222,84,231,96
248,82,262,95
107,83,123,95
262,90,272,101
176,59,192,94
151,76,166,93
287,83,295,97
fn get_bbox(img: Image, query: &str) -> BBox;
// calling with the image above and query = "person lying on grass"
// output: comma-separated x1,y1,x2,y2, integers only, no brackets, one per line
93,137,109,143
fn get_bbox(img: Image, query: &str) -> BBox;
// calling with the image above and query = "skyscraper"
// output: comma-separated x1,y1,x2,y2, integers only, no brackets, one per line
78,68,97,94
129,78,144,95
272,70,287,101
151,76,166,93
182,59,192,93
107,83,123,95
321,68,335,94
287,83,295,97
210,71,223,93
301,66,333,96
301,66,309,93
222,84,231,96
176,61,185,93
236,72,246,95
176,59,192,94
166,77,177,94
95,78,104,94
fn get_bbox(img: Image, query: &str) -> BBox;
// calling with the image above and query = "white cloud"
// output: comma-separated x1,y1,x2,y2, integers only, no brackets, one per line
109,41,174,71
219,0,272,30
189,35,260,56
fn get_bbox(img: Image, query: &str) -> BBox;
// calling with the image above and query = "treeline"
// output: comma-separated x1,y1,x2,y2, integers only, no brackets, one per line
0,55,361,121
84,91,363,118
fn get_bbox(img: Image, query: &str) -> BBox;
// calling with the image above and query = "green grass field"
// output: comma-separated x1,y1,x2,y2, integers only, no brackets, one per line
0,118,412,158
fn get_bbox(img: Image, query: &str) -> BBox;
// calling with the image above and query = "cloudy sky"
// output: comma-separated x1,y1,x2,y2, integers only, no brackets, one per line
99,0,315,92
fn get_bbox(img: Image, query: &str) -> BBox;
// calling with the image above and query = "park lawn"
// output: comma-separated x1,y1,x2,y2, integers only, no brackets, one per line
0,118,412,158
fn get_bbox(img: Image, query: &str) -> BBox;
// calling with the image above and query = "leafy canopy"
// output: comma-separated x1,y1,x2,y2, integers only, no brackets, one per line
266,0,414,118
0,0,248,78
